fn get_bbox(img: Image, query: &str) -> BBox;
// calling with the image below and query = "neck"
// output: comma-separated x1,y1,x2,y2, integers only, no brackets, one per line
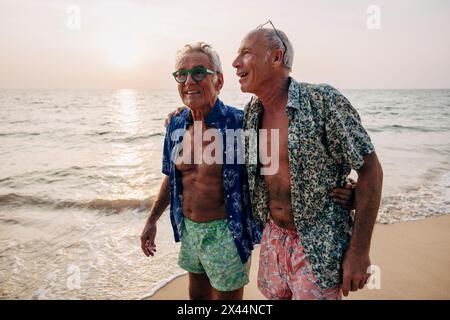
190,98,217,121
257,76,290,115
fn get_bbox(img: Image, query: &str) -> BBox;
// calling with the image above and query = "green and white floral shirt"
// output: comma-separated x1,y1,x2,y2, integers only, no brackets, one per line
243,77,375,290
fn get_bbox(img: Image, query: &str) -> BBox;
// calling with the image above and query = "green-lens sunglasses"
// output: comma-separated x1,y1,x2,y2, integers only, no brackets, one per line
172,65,216,84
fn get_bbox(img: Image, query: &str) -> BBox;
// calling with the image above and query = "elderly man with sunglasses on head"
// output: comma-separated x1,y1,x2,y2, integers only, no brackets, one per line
231,22,383,300
142,41,356,300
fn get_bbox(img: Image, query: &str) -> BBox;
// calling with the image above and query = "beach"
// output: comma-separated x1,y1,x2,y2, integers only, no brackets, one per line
147,214,450,300
1,89,449,299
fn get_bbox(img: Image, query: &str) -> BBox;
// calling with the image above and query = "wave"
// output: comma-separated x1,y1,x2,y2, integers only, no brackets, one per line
367,124,447,133
0,217,20,225
100,121,115,126
0,193,155,213
86,130,126,137
0,131,165,141
0,132,41,137
388,124,433,132
140,272,187,300
0,165,148,187
377,172,450,224
111,132,164,143
85,131,164,141
9,120,30,124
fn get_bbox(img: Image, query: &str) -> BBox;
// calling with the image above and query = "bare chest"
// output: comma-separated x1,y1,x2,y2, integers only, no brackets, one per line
175,125,223,177
259,113,290,171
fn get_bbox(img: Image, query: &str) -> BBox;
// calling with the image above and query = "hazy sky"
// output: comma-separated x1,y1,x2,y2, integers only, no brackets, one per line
1,0,449,90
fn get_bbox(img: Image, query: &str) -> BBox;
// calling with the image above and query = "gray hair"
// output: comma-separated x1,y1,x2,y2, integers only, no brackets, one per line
258,28,294,71
175,42,223,73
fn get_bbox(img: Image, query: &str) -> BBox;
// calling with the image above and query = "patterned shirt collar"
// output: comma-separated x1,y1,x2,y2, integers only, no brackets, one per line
184,98,226,128
286,77,302,111
248,77,302,113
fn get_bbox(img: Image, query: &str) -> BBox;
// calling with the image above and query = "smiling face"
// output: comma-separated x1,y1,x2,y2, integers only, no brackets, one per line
232,31,274,94
176,52,223,111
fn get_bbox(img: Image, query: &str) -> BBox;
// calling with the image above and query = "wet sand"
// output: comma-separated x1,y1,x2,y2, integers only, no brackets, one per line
146,215,450,300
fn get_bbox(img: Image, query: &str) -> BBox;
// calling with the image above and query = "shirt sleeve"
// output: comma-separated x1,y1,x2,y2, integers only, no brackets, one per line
324,85,375,170
161,125,171,176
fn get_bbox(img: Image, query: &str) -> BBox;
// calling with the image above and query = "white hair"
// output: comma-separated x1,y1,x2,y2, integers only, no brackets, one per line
175,42,223,73
258,28,294,70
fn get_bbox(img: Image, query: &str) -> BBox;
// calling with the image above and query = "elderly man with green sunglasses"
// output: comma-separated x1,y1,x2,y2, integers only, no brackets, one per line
141,42,261,300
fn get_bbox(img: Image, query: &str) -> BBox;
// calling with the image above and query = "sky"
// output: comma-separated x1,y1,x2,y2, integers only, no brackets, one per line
1,0,449,90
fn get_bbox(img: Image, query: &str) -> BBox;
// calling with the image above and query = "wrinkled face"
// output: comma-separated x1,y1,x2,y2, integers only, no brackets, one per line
176,52,223,110
232,32,273,94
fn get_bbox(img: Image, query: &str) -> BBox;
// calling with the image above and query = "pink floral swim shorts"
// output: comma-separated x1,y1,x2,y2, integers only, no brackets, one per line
257,218,342,300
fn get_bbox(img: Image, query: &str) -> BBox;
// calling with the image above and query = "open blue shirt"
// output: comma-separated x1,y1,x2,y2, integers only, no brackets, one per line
162,98,261,263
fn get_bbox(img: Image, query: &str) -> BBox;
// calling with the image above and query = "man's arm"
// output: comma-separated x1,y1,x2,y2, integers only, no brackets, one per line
342,151,383,296
140,175,170,257
331,179,356,210
164,107,187,127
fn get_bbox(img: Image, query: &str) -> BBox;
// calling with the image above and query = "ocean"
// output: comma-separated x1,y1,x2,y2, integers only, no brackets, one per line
0,88,449,299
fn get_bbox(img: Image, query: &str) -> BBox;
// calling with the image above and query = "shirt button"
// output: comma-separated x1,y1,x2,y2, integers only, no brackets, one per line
227,195,230,198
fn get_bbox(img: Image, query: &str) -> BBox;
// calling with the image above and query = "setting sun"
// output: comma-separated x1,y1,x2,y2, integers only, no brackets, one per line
106,38,142,68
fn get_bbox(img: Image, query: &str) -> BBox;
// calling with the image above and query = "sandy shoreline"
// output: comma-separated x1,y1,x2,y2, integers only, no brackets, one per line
146,215,450,300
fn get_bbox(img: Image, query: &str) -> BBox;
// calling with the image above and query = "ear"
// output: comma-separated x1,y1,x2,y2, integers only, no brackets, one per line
215,72,224,92
272,48,283,66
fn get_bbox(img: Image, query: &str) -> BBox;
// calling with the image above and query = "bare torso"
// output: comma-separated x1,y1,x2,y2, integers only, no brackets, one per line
260,110,296,230
175,122,226,222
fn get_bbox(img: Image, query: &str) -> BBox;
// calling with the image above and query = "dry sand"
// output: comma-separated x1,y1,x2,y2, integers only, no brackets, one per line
146,215,450,300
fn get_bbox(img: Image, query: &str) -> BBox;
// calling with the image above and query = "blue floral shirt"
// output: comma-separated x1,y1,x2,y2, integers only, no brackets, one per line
162,98,261,263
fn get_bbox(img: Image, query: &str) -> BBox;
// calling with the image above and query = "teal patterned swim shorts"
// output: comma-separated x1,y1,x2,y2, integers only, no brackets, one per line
178,217,251,292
